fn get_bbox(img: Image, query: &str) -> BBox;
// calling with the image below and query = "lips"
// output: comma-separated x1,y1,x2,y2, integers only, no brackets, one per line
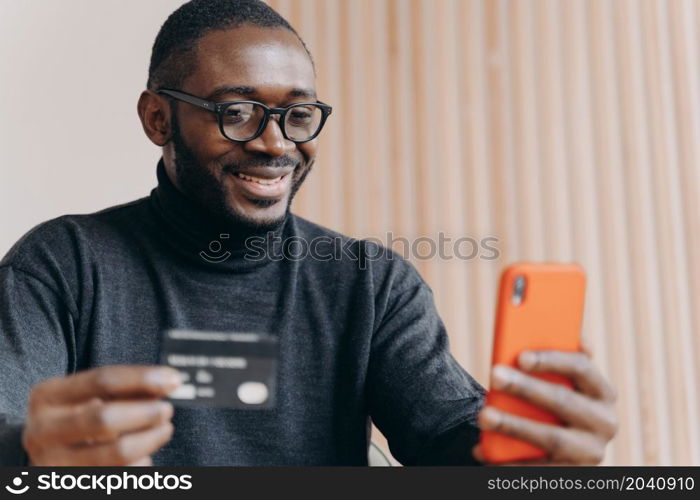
231,166,295,180
229,169,293,199
235,172,286,185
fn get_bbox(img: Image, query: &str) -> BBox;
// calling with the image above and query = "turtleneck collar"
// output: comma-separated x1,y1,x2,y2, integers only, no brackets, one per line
149,158,290,272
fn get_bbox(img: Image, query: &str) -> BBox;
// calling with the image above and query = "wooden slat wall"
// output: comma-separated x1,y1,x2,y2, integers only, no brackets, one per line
266,0,700,465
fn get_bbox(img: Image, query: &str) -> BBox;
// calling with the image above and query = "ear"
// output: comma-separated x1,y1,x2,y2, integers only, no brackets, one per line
137,90,172,146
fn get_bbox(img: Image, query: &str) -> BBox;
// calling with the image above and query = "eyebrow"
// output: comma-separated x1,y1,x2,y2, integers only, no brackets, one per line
206,85,317,101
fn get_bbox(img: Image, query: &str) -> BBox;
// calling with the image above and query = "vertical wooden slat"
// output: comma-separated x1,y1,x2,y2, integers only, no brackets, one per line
386,0,418,246
560,0,617,465
533,0,573,261
409,0,441,289
667,2,700,462
462,0,497,382
508,0,544,261
311,0,343,230
587,0,645,465
370,0,392,237
356,0,381,238
611,0,667,465
641,0,699,465
348,0,368,237
432,0,470,361
495,0,519,262
335,0,356,235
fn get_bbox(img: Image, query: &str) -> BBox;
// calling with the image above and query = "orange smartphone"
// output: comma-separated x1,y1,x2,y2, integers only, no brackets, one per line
479,262,586,464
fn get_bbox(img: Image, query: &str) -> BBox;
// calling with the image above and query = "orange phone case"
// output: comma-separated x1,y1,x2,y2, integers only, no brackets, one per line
479,262,586,464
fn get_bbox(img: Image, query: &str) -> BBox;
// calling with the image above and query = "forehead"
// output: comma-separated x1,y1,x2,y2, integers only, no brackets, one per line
184,25,315,97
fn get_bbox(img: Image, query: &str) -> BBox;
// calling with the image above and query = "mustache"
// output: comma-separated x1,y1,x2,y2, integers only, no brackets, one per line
221,154,298,174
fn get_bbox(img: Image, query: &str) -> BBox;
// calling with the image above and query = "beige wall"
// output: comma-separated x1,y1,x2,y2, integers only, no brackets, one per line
0,0,177,252
1,0,698,465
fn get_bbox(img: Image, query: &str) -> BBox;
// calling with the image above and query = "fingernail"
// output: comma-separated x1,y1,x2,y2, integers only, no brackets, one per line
156,401,174,419
480,407,502,429
146,368,182,387
146,400,170,417
491,365,511,389
519,351,536,370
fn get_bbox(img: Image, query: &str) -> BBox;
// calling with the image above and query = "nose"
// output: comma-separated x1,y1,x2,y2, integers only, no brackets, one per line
243,116,296,157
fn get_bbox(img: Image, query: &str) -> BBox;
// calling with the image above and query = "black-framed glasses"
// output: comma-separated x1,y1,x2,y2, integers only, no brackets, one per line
157,88,332,143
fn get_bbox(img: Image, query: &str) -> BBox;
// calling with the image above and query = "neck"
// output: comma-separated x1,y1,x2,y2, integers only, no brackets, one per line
150,158,289,271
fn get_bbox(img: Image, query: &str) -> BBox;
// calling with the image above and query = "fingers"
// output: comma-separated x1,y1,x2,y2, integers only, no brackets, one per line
483,351,618,466
30,398,174,446
517,351,617,402
34,366,182,406
491,365,618,439
479,407,607,464
40,422,174,466
24,365,181,466
580,335,594,358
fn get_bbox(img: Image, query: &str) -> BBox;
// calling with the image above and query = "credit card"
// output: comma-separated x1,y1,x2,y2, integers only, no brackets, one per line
159,329,278,409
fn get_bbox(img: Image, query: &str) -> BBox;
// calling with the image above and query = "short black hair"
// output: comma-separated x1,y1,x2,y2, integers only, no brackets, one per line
147,0,312,90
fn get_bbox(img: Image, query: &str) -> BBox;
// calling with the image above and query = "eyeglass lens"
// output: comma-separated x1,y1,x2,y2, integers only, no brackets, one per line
221,103,324,141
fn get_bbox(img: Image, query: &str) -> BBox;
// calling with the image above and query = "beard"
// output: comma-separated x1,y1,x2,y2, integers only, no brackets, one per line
169,108,313,233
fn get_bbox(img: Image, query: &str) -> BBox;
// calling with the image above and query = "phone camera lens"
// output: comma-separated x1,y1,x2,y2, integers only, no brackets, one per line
512,275,526,306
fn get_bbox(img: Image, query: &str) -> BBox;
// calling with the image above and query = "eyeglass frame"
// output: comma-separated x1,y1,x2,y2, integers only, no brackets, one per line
156,88,332,144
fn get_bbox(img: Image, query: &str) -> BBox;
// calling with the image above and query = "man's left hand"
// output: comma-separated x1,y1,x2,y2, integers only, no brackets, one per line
473,348,618,465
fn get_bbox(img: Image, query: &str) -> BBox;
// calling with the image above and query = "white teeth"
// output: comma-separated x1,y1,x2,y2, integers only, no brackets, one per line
236,173,283,185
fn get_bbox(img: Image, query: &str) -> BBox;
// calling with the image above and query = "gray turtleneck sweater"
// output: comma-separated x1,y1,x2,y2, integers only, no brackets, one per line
0,161,485,465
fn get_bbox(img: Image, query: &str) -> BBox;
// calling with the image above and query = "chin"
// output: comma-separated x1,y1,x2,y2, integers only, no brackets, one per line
225,197,289,230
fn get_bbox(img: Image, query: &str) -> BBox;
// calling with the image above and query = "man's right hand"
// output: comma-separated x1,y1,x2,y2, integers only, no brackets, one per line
22,365,182,466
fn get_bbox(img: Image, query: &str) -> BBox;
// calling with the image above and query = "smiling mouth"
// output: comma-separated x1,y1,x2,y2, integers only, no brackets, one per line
229,169,294,202
234,172,287,185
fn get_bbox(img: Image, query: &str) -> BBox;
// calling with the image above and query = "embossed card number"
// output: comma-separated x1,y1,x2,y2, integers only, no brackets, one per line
159,329,278,409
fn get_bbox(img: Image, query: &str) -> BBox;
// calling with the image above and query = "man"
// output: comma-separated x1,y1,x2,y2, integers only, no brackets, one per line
0,0,616,466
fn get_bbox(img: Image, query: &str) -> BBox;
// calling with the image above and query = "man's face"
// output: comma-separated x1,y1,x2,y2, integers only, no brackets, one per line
164,26,318,230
